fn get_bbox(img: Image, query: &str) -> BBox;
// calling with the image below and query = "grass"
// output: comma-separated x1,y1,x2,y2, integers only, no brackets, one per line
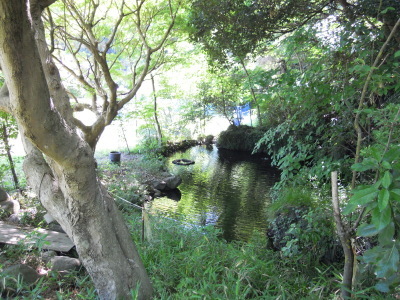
1,195,397,299
1,150,397,299
95,152,166,205
125,210,343,299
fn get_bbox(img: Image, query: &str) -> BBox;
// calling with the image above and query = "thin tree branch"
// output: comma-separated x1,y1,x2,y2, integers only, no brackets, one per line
351,17,400,188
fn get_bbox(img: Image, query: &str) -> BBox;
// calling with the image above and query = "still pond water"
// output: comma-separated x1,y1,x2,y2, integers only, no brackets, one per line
146,145,279,241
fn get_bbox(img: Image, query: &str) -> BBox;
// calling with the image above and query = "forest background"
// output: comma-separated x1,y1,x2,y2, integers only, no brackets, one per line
0,0,399,299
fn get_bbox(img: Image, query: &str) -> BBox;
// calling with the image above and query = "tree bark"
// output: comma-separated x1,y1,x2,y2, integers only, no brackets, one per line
151,74,163,146
0,1,153,299
331,171,354,299
1,122,19,190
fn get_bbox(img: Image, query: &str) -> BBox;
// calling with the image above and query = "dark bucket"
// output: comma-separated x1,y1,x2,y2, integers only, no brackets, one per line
109,151,121,163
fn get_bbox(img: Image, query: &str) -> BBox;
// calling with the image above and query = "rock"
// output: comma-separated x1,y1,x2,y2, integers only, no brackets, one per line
204,135,214,144
153,189,162,197
41,251,57,263
2,264,41,285
150,175,182,192
160,172,171,177
50,256,81,272
7,214,20,224
43,213,55,224
164,175,182,190
0,188,10,202
163,188,182,201
266,206,309,251
151,179,167,191
0,188,20,214
48,223,65,233
0,199,20,214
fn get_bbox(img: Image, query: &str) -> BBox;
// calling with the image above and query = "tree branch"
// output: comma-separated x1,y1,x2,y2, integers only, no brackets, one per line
351,17,400,188
38,0,57,10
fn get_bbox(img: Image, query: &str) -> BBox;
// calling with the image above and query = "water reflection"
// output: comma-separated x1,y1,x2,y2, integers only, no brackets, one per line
147,145,279,241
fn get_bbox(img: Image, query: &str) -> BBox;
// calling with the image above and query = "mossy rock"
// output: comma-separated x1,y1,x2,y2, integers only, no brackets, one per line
216,125,268,153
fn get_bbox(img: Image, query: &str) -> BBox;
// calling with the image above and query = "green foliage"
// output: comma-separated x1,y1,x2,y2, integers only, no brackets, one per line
18,230,50,253
0,156,25,190
267,187,316,217
16,195,47,227
266,187,338,263
195,67,242,122
188,0,328,65
129,212,343,299
281,207,338,262
251,9,400,191
217,125,267,152
344,144,400,292
0,112,21,189
96,153,165,205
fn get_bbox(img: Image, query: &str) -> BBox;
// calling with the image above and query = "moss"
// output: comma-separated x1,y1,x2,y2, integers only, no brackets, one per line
216,125,268,153
267,187,315,219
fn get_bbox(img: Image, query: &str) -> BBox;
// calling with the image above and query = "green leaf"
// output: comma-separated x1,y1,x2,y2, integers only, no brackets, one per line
383,146,400,162
381,7,395,14
343,201,358,215
395,50,400,58
361,246,382,264
357,223,380,237
372,205,392,231
378,222,395,245
375,282,390,293
381,171,392,189
351,158,379,172
381,161,392,170
351,186,379,205
391,189,400,201
344,184,380,215
376,244,399,278
378,188,390,211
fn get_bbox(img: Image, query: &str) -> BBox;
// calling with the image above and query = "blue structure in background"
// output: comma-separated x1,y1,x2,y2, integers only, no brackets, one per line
233,103,251,126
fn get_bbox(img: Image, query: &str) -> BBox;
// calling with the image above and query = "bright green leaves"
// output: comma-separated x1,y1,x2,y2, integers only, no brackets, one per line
378,243,399,277
353,185,379,205
361,241,400,292
343,185,378,214
357,223,380,237
349,144,400,292
391,189,400,201
371,205,391,231
351,157,379,172
346,146,400,214
378,188,390,210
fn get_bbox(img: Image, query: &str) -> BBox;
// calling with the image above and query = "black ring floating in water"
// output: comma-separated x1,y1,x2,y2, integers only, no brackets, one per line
172,159,195,166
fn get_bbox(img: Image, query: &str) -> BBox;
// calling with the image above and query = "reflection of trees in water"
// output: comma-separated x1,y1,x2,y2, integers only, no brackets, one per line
167,145,278,241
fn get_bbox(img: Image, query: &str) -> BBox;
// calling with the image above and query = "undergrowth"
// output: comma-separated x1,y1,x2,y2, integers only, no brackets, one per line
1,200,396,299
126,211,343,299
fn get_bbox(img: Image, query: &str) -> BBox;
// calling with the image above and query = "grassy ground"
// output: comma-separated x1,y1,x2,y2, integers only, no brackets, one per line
0,153,397,299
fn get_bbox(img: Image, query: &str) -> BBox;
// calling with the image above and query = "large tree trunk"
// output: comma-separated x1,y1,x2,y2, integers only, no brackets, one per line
0,1,153,299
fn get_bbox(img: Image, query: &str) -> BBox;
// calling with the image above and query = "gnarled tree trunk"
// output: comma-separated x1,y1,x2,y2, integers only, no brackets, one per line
0,1,153,299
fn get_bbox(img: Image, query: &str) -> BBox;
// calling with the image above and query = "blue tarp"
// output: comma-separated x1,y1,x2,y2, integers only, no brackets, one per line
234,103,251,125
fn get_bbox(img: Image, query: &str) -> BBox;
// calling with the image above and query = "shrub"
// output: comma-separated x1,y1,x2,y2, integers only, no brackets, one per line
216,125,267,152
266,187,341,264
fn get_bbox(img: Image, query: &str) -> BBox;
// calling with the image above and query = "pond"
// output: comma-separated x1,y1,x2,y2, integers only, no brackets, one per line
146,145,279,241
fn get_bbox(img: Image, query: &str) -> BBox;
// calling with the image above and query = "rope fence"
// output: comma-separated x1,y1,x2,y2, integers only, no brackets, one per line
110,192,203,242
